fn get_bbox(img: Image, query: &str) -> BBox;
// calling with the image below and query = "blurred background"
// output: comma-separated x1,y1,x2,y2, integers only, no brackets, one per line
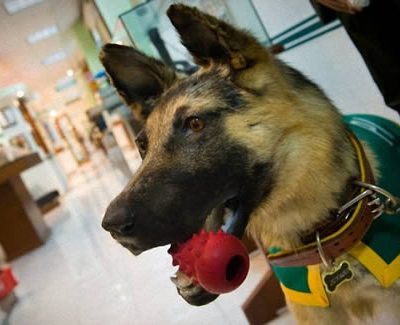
0,0,398,324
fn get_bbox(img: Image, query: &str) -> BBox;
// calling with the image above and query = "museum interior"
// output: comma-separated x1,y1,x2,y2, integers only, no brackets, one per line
0,0,399,324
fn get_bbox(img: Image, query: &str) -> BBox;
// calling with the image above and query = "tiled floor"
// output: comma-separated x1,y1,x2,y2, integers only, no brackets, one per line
4,152,275,325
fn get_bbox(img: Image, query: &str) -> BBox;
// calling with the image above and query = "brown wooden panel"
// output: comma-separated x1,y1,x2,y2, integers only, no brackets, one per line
10,176,49,240
0,153,41,184
242,271,286,325
0,176,49,260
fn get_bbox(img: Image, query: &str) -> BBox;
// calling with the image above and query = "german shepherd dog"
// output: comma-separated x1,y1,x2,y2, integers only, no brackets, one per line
101,4,400,324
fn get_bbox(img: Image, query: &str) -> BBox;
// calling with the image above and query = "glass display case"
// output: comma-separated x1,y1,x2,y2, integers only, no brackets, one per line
119,0,271,72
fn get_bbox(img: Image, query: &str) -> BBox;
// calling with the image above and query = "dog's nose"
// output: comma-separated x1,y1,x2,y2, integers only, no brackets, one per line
102,206,135,235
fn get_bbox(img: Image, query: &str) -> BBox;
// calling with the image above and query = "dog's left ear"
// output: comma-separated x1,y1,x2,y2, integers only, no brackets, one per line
167,4,272,93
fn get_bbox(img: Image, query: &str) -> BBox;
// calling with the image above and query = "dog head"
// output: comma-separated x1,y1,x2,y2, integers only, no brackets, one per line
101,4,275,246
100,4,344,306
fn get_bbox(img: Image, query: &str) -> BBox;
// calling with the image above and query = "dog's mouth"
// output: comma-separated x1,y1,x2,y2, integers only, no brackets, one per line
120,242,147,256
169,195,250,306
114,195,248,257
110,233,147,255
110,194,250,306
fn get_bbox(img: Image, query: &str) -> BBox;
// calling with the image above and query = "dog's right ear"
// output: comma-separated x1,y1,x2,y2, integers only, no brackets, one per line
99,44,177,119
167,5,272,94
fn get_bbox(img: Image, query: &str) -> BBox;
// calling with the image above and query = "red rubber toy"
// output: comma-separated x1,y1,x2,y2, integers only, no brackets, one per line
168,230,250,294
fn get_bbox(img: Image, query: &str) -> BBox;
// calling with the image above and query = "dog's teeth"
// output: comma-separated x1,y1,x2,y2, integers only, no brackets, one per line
170,276,179,286
179,283,203,296
173,280,191,290
170,272,194,289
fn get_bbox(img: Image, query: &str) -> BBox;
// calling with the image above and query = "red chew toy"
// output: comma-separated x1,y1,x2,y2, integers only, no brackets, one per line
168,230,250,294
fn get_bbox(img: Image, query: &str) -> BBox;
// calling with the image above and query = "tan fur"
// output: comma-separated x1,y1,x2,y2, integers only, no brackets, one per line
224,61,356,249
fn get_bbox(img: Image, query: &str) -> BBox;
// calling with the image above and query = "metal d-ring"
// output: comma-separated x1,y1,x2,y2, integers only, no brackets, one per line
316,232,332,268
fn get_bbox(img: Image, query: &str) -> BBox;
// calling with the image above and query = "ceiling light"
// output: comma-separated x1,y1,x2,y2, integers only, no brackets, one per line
49,110,58,117
42,51,67,65
4,0,43,15
66,69,74,77
27,25,58,44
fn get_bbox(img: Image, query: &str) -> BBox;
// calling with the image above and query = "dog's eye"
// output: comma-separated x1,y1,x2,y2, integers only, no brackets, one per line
186,117,206,132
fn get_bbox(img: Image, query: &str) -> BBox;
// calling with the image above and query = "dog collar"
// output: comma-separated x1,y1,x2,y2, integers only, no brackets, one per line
267,131,378,267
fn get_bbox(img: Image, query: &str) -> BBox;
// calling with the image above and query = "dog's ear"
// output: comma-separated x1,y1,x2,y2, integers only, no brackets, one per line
99,44,177,119
167,4,271,92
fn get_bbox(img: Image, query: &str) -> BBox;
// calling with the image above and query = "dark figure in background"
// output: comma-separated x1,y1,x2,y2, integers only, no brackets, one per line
311,0,400,114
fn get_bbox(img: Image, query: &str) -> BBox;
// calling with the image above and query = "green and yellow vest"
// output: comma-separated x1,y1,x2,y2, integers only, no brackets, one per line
268,114,400,307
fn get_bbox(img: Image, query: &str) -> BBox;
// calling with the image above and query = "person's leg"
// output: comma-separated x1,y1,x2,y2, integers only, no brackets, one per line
338,0,400,114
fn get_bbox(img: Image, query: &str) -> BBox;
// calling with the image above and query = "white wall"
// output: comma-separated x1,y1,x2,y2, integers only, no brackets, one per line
22,157,69,199
252,0,399,122
252,0,315,38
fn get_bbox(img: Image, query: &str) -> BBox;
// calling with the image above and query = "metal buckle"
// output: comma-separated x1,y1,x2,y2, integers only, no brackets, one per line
336,181,399,221
354,181,400,217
